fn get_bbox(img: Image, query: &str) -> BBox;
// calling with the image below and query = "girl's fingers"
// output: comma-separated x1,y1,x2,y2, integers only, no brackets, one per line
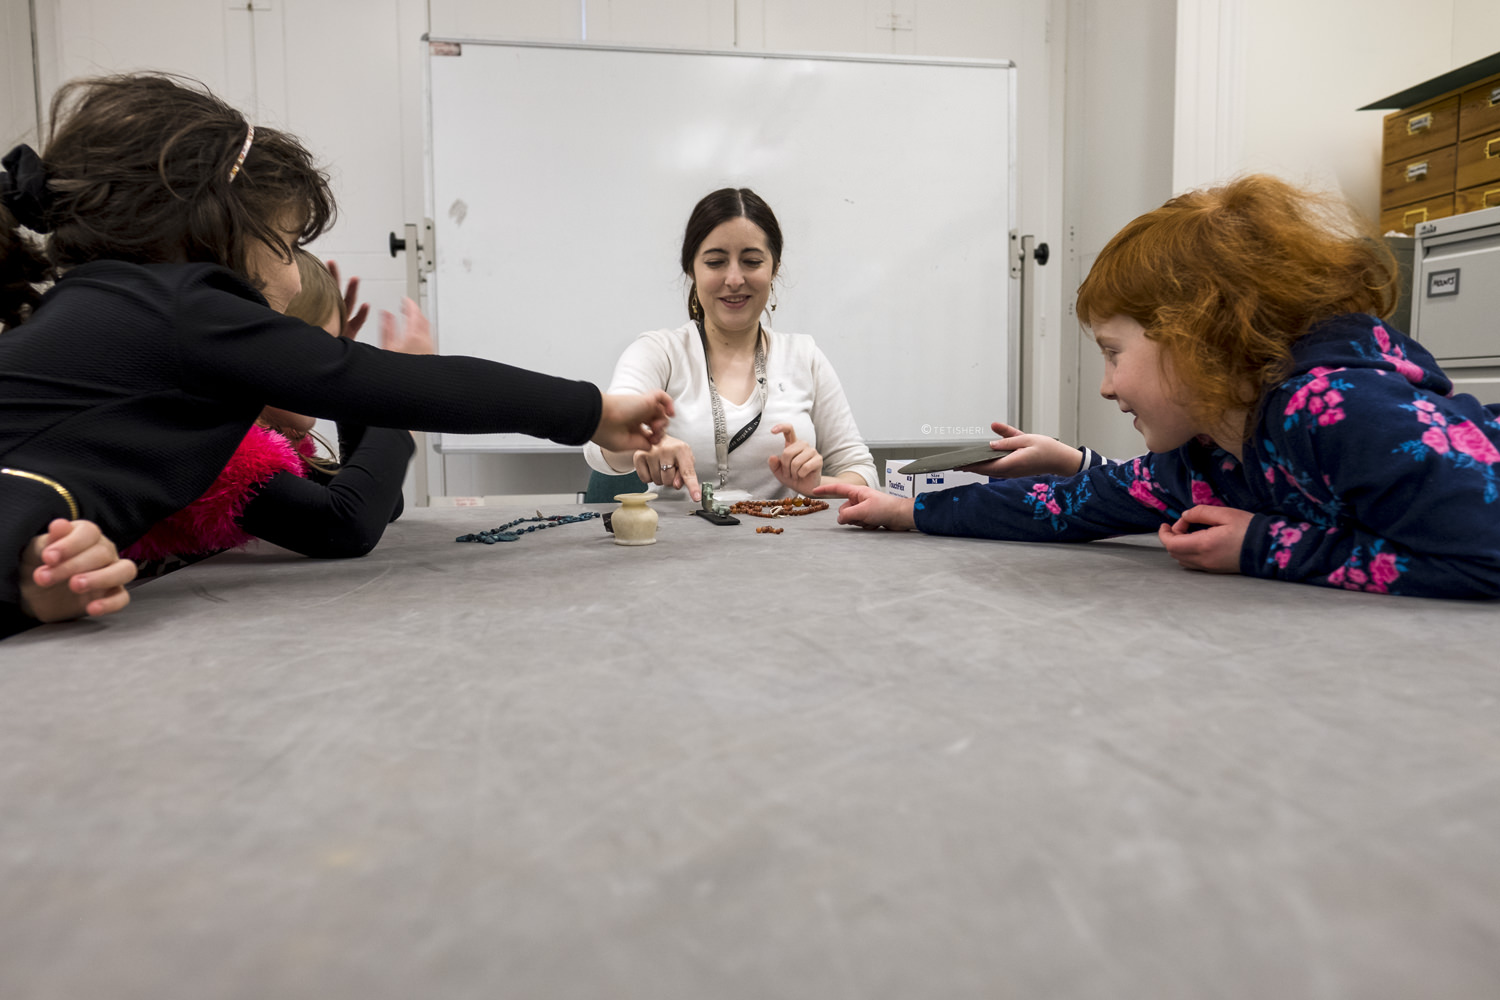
41,519,101,565
85,589,132,617
70,557,138,594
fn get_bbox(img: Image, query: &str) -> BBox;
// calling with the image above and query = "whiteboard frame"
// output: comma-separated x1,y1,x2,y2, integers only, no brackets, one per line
421,36,1018,453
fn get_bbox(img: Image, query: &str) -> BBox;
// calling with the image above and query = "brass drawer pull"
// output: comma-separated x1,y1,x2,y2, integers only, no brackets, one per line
1486,189,1500,209
1407,112,1433,134
1488,137,1500,159
1491,86,1500,108
1405,161,1429,181
1402,207,1428,227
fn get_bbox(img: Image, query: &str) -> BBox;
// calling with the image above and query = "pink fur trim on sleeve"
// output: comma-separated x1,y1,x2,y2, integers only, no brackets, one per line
122,425,308,561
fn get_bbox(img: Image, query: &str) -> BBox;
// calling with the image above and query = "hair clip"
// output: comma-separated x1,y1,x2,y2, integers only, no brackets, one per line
228,124,255,182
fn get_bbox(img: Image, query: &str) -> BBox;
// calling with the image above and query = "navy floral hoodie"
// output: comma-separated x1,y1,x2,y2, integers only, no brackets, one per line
914,314,1500,598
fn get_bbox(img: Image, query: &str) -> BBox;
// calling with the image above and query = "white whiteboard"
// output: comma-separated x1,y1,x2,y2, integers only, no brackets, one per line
425,38,1015,451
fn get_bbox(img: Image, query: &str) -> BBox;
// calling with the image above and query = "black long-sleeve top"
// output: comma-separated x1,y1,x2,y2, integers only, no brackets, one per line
236,422,412,559
1,260,602,634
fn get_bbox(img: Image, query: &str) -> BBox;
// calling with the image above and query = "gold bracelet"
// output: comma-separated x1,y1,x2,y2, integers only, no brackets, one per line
1,468,80,520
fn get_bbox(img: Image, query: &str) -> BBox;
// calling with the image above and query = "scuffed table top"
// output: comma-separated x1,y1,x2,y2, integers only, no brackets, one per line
3,503,1498,999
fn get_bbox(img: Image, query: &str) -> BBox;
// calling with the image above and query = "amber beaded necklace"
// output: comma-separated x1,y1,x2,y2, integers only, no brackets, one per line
728,497,829,518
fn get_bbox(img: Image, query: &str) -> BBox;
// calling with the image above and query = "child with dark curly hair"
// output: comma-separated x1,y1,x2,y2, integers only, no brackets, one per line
0,74,672,637
816,175,1500,598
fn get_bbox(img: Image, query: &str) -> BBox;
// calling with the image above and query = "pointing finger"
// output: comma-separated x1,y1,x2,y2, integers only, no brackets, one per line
770,423,798,445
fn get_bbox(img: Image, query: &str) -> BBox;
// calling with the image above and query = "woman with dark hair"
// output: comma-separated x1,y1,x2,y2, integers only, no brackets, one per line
584,188,877,502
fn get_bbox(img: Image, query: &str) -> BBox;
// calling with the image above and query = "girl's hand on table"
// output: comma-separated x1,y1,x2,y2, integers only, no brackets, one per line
20,519,138,622
1157,505,1253,573
812,483,916,531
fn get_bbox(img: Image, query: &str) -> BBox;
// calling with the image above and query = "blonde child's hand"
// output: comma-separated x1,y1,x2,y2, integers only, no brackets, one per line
812,482,916,531
633,434,701,501
19,519,138,623
380,298,435,355
958,421,1085,478
767,424,824,496
1157,505,1254,573
595,390,675,455
325,260,370,339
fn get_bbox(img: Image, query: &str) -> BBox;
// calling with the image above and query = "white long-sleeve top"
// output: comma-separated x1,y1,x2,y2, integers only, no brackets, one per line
583,322,878,500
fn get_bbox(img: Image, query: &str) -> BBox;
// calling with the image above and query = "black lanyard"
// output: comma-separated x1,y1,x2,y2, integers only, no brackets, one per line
697,322,768,488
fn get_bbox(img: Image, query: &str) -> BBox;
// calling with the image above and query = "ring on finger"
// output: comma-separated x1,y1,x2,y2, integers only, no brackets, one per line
660,462,675,471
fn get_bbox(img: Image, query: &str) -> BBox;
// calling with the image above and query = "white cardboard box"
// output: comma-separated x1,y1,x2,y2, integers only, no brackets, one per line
884,460,990,499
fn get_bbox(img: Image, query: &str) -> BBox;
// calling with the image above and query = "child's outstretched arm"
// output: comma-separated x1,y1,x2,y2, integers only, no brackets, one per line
19,519,137,622
812,482,916,530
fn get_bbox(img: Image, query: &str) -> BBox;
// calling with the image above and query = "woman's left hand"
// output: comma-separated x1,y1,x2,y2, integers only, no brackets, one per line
1157,505,1253,573
768,424,824,496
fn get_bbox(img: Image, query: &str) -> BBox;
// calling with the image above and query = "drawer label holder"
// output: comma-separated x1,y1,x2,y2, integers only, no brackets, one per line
1426,268,1460,298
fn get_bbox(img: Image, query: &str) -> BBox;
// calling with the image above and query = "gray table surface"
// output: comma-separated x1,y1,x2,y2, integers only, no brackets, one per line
2,502,1499,999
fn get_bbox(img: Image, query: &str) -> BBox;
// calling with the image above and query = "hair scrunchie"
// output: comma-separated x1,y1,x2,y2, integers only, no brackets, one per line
0,145,56,233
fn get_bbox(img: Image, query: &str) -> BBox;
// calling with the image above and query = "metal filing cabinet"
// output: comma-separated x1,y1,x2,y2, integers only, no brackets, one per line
1411,204,1500,403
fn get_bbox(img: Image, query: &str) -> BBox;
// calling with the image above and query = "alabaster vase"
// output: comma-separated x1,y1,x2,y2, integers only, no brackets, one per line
611,492,659,545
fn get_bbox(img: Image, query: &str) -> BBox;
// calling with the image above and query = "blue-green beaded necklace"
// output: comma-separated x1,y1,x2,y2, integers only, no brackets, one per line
455,510,599,545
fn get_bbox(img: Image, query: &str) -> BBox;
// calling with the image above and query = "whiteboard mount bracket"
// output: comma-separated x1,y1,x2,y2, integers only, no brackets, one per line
389,219,435,301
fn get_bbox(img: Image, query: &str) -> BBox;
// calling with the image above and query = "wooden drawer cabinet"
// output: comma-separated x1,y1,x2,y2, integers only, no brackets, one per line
1459,78,1500,140
1379,194,1454,235
1456,181,1500,213
1381,144,1456,210
1372,58,1500,231
1383,96,1460,163
1456,128,1500,190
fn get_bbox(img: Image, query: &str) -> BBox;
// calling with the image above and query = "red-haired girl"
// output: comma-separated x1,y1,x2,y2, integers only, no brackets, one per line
817,175,1500,598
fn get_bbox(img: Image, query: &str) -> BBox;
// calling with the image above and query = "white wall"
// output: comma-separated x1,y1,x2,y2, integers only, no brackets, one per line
1,0,39,149
1065,0,1179,463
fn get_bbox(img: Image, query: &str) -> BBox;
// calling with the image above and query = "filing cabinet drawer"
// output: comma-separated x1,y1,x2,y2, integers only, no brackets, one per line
1458,75,1500,141
1380,195,1454,235
1383,96,1459,163
1457,181,1500,214
1456,128,1500,190
1380,144,1456,211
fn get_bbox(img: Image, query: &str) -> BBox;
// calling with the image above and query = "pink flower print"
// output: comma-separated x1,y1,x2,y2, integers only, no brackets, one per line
1128,479,1167,511
1317,409,1345,426
1421,427,1450,454
1448,420,1500,464
1190,480,1224,506
1391,356,1425,384
1413,399,1437,412
1324,390,1344,406
1030,482,1062,516
1278,525,1303,546
1347,566,1368,586
1327,565,1346,586
1373,325,1392,352
1370,551,1400,587
1416,411,1433,425
1308,395,1325,415
1275,549,1292,568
